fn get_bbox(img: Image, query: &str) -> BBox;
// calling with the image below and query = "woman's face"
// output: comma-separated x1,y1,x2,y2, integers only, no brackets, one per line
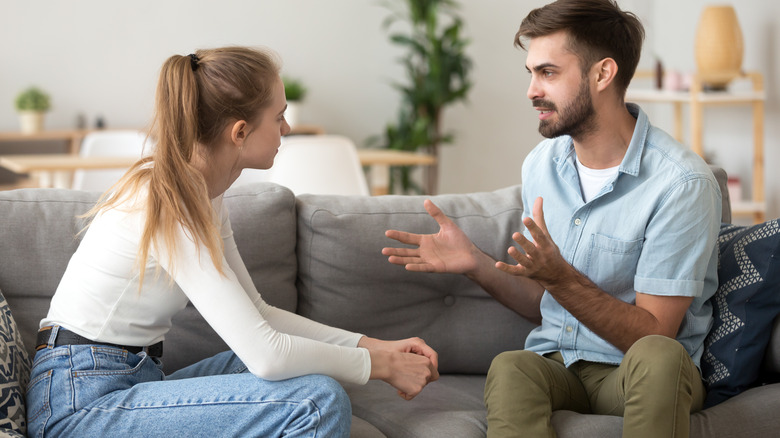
240,76,291,170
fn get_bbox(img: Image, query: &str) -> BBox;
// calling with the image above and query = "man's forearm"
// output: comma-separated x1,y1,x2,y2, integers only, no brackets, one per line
543,265,671,352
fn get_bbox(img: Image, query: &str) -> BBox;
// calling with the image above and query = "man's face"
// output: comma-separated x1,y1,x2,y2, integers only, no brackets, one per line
525,32,596,139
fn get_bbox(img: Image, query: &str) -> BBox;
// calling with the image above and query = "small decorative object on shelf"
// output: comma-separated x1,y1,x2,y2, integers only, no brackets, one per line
282,76,307,129
14,86,51,134
695,5,744,91
727,177,742,203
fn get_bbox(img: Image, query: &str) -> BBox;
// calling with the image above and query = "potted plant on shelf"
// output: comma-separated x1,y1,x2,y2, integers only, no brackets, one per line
283,76,307,129
370,0,472,194
14,86,51,134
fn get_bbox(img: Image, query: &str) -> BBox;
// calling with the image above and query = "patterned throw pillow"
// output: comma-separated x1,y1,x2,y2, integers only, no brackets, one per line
0,288,31,437
701,220,780,407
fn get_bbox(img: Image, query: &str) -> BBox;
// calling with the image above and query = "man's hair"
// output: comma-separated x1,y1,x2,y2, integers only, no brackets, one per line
515,0,644,95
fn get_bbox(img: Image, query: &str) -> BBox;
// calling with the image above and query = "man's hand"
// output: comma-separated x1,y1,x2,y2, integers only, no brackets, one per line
383,200,480,274
495,197,572,287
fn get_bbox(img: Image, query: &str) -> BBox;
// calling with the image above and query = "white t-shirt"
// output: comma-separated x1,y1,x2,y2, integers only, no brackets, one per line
42,189,371,384
575,157,620,203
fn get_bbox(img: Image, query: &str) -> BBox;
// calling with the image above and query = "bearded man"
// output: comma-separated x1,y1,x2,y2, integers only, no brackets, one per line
382,1,722,437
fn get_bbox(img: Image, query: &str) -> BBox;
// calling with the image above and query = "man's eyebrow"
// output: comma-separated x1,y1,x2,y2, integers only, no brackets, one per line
526,62,558,73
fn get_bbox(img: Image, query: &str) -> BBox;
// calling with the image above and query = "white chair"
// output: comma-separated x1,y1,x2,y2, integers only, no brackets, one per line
233,135,370,196
72,130,151,192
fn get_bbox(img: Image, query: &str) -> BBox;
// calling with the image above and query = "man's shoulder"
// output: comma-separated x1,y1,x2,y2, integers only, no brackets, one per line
642,126,716,184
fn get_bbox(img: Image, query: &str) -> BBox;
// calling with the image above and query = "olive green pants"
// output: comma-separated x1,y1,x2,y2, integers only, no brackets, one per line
484,335,705,438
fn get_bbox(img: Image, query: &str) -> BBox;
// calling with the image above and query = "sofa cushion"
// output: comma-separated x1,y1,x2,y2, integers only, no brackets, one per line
0,288,31,437
701,219,780,407
0,188,95,360
343,375,488,438
0,184,299,374
296,186,538,374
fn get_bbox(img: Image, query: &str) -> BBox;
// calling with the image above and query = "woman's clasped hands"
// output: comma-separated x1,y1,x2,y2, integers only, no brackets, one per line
358,336,439,400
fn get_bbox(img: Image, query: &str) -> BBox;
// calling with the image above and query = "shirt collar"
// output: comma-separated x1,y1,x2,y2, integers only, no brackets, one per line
619,103,647,177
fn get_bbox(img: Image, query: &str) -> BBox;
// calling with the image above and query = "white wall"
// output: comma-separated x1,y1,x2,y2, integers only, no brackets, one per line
1,1,778,218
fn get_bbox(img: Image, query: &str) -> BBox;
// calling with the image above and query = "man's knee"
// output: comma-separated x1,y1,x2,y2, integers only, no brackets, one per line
626,335,686,362
487,350,541,383
623,335,690,378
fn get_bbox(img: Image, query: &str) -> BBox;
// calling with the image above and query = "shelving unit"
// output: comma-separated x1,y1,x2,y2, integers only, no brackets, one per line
626,72,766,223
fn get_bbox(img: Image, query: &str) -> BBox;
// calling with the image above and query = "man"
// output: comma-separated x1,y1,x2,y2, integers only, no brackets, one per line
381,1,722,436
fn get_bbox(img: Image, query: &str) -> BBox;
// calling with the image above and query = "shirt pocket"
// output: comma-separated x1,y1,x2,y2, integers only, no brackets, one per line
585,234,644,295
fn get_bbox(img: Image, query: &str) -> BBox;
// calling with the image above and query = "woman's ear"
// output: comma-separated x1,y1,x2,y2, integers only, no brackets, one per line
594,57,618,91
229,120,248,147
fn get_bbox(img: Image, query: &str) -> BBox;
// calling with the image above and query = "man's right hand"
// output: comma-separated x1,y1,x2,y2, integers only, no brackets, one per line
383,200,479,274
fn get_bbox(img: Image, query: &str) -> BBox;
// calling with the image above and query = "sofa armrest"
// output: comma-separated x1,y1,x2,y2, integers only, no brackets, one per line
709,166,731,224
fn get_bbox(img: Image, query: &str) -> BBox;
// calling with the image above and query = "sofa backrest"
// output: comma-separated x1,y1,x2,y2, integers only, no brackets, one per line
0,183,297,373
295,186,538,374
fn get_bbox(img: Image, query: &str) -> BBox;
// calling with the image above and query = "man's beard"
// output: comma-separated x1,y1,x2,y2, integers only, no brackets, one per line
535,79,597,139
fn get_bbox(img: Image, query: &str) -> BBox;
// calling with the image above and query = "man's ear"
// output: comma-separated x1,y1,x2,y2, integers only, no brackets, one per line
230,120,248,147
594,57,618,92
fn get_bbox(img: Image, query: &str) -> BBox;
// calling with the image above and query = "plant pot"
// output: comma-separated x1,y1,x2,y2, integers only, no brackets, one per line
19,111,45,134
695,5,744,90
285,102,300,129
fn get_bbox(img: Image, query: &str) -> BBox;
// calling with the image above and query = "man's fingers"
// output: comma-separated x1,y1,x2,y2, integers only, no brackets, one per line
382,247,419,257
522,217,548,247
531,196,549,235
495,261,526,276
385,229,422,246
423,200,453,228
386,255,422,265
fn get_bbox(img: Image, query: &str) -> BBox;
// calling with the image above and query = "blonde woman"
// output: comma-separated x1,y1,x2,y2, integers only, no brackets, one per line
27,47,438,438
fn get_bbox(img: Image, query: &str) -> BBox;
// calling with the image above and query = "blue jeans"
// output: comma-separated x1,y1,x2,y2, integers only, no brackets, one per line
27,327,352,437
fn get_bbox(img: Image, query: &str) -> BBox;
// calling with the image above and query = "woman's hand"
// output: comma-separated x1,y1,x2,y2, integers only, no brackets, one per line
359,336,439,400
383,200,480,275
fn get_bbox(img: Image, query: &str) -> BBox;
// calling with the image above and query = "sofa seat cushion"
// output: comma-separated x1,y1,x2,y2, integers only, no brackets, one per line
342,375,487,438
701,220,780,407
295,186,538,374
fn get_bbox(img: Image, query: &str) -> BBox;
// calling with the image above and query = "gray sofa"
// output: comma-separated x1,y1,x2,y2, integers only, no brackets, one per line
1,167,779,437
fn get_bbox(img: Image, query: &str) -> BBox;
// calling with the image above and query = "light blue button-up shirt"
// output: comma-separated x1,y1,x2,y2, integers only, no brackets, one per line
522,104,721,369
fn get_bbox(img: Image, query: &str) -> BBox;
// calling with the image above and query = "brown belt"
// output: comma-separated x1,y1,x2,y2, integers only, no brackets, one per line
36,327,163,357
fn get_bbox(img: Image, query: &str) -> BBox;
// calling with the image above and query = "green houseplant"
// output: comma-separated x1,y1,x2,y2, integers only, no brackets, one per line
14,87,51,134
372,0,472,194
283,76,307,128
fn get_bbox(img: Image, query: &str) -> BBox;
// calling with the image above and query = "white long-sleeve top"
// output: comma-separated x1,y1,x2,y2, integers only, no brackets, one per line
42,189,371,384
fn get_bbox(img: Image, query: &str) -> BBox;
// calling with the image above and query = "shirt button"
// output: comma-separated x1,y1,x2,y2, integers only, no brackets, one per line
574,218,582,226
566,326,573,333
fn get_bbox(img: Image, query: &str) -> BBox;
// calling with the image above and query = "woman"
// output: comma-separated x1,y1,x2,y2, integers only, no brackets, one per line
26,46,438,438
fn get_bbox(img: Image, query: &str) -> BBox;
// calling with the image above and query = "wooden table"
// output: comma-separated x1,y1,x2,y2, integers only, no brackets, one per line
0,149,436,194
0,155,139,188
0,129,95,154
357,149,437,195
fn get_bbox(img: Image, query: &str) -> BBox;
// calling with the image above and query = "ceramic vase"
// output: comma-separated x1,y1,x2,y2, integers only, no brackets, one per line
695,5,744,90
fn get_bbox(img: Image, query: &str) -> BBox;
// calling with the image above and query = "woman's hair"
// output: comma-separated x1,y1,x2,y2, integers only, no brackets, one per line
515,0,644,96
87,46,281,284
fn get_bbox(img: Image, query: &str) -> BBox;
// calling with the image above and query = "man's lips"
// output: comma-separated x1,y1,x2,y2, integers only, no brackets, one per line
532,100,555,121
536,108,555,121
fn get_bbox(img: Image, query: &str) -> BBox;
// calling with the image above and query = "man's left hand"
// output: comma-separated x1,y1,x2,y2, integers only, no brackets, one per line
496,197,572,287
